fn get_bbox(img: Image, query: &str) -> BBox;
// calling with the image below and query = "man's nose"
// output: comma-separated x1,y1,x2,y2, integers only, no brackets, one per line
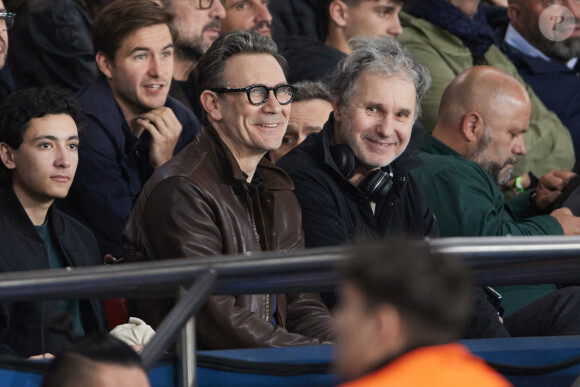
255,2,273,24
387,16,403,38
210,0,227,20
514,136,527,156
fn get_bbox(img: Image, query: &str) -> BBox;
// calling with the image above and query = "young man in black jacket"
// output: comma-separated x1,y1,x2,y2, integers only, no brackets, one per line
0,87,107,358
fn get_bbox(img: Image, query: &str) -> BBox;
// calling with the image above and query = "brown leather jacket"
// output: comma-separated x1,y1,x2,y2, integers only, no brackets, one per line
123,123,333,349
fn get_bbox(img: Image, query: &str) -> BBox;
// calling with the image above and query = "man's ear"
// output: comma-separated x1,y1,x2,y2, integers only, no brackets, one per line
96,51,114,79
200,90,223,122
506,3,522,29
329,0,349,27
0,143,16,170
461,112,483,143
375,304,406,345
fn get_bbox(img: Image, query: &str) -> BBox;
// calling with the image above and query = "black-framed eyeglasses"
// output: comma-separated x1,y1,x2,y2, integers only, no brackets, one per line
211,84,297,106
0,12,15,31
198,0,214,9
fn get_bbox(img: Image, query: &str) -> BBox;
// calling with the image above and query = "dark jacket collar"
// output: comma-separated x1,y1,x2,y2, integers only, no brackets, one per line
202,121,295,191
320,113,424,179
501,42,577,75
0,184,63,243
420,132,464,158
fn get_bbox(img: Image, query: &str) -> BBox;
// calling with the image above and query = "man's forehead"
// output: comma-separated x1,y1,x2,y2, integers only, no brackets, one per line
223,54,285,83
117,24,173,52
354,71,415,92
357,0,403,6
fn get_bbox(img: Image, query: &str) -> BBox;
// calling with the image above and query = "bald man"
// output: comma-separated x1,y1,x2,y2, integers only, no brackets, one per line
412,66,580,337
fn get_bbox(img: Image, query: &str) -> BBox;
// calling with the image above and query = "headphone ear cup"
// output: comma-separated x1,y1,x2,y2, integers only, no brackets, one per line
359,170,393,202
330,144,358,179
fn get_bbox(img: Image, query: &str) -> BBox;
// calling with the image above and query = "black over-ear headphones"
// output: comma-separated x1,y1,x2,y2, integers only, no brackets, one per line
330,144,393,202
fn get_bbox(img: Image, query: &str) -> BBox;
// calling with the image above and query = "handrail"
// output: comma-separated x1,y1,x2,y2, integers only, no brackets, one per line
140,270,217,371
0,236,579,300
2,235,580,384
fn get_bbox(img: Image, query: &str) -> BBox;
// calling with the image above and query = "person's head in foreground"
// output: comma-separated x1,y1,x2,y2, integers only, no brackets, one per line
41,333,150,387
334,239,472,381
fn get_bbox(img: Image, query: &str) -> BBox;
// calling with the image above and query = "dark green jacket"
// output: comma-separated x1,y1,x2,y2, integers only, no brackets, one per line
412,134,561,314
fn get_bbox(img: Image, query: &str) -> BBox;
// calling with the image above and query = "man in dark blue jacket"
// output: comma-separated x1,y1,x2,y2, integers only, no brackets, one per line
65,0,200,257
503,0,580,157
0,87,107,358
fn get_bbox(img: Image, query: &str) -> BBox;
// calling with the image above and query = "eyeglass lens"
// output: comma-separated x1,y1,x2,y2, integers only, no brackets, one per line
0,12,14,31
199,0,214,9
249,85,294,105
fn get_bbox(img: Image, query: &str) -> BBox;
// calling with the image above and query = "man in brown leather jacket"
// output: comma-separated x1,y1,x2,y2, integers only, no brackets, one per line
123,30,333,349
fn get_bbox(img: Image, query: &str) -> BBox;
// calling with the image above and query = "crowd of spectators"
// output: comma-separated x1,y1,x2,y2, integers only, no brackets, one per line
0,0,579,384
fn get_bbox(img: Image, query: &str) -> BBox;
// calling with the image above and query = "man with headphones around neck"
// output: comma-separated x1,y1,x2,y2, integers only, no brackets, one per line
277,36,439,302
279,36,437,246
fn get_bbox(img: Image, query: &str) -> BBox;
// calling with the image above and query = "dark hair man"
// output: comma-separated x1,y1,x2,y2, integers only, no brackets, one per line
413,66,580,337
65,0,200,258
124,31,333,349
284,0,404,83
269,80,333,162
0,0,13,103
502,0,580,157
159,0,226,114
334,241,510,386
220,0,273,37
41,333,149,387
0,87,107,358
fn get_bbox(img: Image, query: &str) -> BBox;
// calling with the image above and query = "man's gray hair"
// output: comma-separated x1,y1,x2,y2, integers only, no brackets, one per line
329,36,431,118
293,81,331,103
197,30,288,95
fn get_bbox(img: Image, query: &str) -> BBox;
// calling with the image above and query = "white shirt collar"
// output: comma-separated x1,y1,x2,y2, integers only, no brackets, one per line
505,23,578,70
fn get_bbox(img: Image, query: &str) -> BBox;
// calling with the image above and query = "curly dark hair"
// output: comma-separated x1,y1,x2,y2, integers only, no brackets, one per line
0,87,85,182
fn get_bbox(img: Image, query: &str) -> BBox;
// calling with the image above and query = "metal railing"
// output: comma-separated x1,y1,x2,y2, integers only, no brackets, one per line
1,236,580,385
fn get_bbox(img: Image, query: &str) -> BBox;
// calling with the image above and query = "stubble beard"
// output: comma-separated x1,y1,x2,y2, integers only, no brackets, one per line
469,130,517,186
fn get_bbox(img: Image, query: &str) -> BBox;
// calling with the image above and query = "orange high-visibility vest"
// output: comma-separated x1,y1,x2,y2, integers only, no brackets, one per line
339,343,512,387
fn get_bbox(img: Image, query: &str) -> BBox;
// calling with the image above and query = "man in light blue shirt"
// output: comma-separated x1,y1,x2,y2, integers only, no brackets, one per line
503,0,580,157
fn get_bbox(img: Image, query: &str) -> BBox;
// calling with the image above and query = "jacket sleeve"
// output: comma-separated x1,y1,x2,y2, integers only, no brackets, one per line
68,114,134,257
415,164,563,237
285,293,334,343
128,177,329,348
9,1,96,91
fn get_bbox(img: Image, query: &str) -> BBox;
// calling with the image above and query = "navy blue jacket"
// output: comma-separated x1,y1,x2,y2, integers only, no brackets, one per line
276,115,439,249
0,185,107,358
501,44,580,157
282,36,346,84
66,76,200,257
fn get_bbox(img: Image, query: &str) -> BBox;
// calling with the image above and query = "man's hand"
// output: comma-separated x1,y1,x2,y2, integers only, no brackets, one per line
136,107,182,169
551,207,580,235
535,170,576,210
502,173,531,195
28,353,54,360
